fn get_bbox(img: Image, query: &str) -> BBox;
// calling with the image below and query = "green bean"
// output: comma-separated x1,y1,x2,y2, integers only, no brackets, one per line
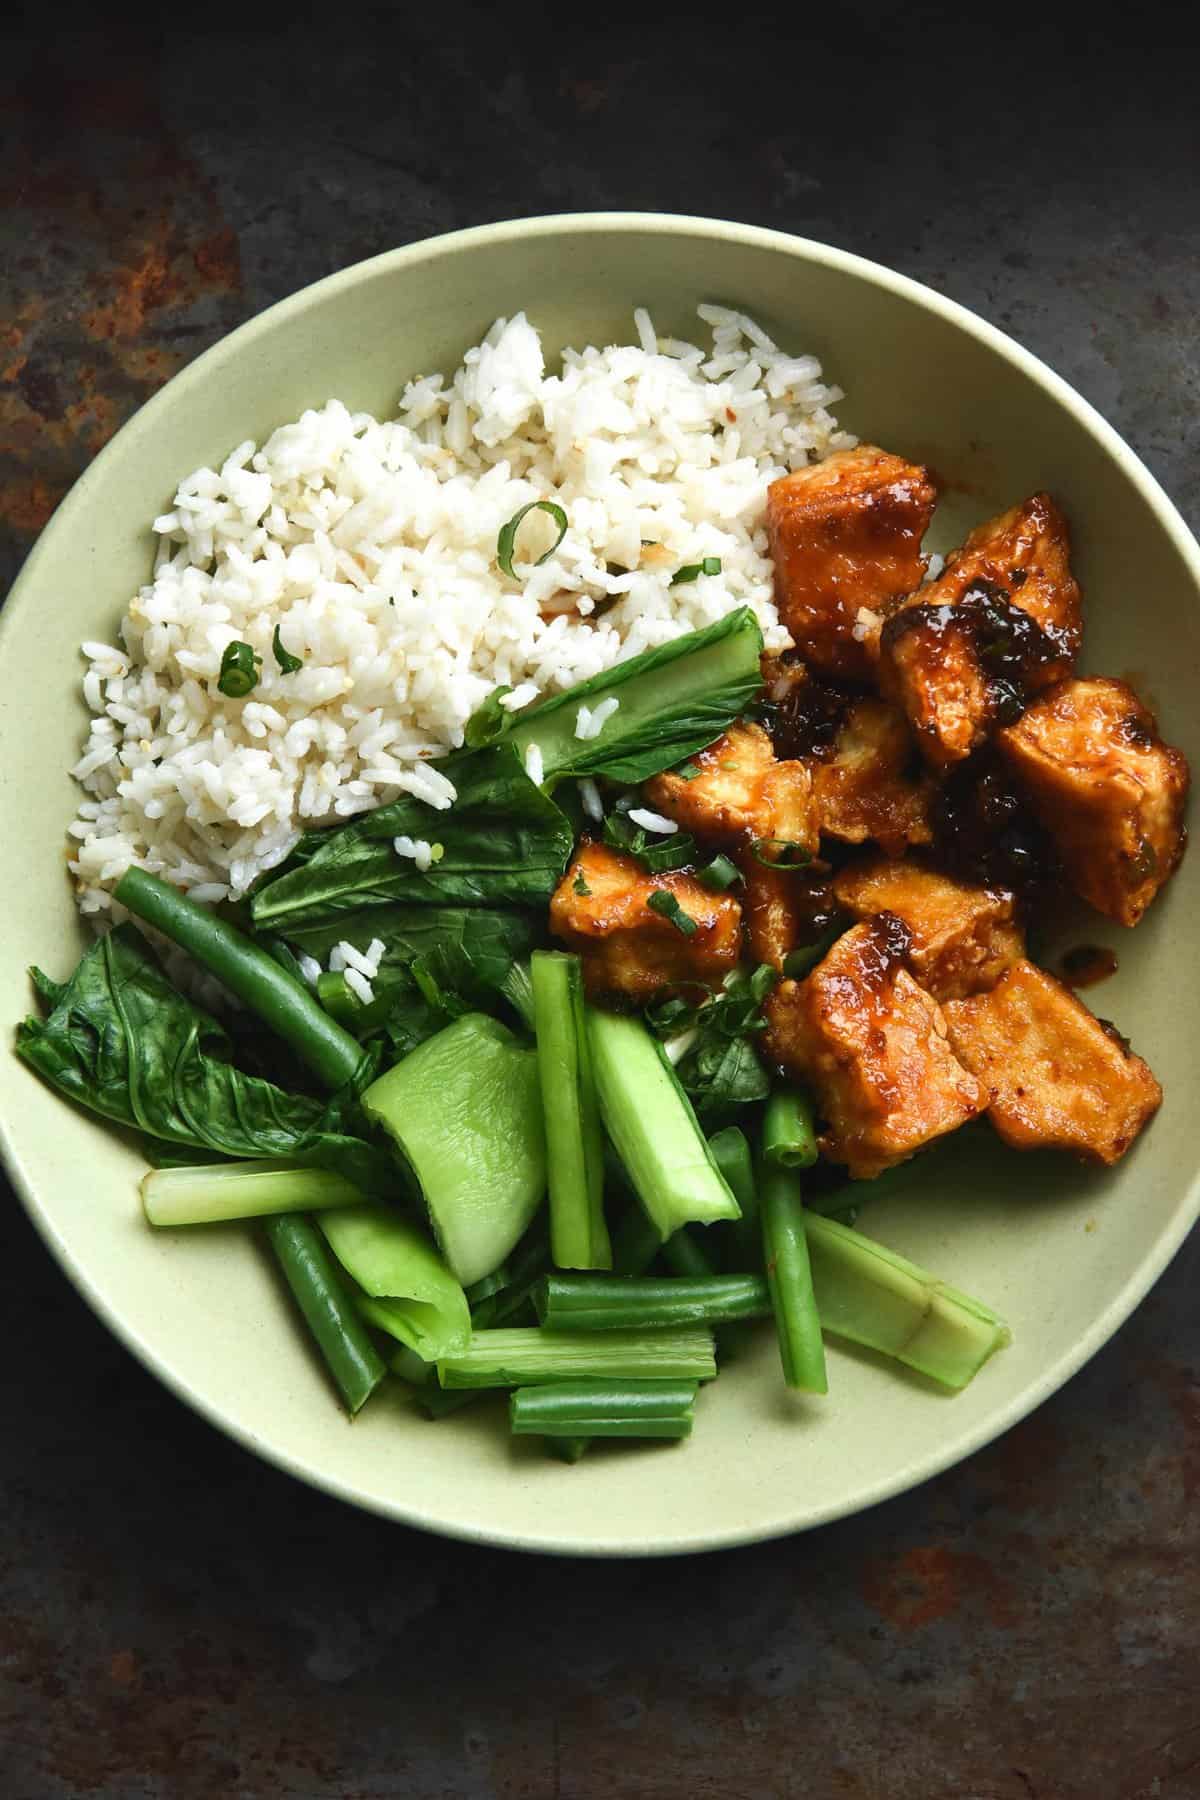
263,1213,386,1413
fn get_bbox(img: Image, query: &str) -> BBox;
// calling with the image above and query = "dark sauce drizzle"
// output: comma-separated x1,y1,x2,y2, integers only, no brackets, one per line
881,578,1070,726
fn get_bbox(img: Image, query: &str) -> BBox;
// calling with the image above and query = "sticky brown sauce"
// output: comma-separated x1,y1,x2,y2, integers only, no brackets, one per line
1061,944,1119,989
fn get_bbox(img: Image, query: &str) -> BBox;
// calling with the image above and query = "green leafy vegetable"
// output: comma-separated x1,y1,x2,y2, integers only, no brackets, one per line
318,1203,472,1360
670,556,722,585
16,926,394,1193
361,1014,546,1286
217,640,261,697
250,746,574,929
497,500,569,578
646,891,698,937
463,685,514,750
670,966,776,1125
282,903,542,1054
500,607,765,786
272,624,304,674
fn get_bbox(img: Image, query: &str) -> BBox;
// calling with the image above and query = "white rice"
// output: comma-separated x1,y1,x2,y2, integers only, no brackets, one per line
68,305,852,913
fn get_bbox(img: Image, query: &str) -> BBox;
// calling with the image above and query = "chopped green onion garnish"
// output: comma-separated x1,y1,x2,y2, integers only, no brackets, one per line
670,557,722,586
497,500,569,578
647,890,699,937
640,833,697,874
748,837,813,869
573,870,592,896
695,853,741,892
217,640,261,698
674,761,703,781
271,625,303,674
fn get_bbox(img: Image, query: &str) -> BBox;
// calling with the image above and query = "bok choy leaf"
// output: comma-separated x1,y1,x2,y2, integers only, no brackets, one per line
16,926,394,1194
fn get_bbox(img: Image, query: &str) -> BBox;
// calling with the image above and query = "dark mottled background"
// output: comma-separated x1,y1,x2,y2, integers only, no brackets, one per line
2,10,1199,1797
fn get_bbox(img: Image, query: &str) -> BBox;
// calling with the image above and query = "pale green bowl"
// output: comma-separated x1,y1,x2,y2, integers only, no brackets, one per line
3,214,1198,1555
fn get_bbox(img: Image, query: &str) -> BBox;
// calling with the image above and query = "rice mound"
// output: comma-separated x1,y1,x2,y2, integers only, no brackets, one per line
68,305,852,913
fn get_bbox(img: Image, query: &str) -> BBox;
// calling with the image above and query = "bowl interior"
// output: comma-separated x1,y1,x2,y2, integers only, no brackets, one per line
3,216,1198,1554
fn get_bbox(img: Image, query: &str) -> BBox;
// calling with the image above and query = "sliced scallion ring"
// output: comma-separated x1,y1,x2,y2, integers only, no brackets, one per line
748,837,814,869
670,556,722,586
497,501,569,579
646,890,699,937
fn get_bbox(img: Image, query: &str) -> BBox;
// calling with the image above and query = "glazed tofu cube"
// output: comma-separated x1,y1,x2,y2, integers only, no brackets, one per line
878,603,993,769
762,917,984,1177
940,492,1081,672
833,855,1023,1002
549,840,741,1001
998,677,1189,926
644,722,819,852
812,696,934,855
737,857,806,970
766,446,938,680
943,960,1161,1164
879,492,1082,770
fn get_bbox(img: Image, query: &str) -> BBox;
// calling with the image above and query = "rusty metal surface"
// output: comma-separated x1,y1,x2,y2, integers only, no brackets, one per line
2,14,1199,1798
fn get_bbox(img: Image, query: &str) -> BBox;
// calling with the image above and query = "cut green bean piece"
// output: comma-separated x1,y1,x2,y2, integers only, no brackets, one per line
437,1325,716,1389
588,1009,740,1239
762,1090,819,1170
510,1379,697,1440
760,1164,828,1394
263,1213,386,1414
804,1213,1010,1389
531,952,610,1270
535,1273,771,1332
142,1159,361,1227
114,866,365,1092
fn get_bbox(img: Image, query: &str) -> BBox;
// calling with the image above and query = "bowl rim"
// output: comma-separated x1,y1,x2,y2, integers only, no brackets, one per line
4,209,1199,1557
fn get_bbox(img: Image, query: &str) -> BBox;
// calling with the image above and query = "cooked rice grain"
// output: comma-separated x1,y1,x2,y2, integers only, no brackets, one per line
69,306,851,911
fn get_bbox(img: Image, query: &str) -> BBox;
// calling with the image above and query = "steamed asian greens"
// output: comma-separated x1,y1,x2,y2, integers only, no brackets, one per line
18,607,1012,1460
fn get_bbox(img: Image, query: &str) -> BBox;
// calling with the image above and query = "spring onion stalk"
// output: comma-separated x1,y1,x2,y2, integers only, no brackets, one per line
534,1274,771,1332
709,1127,756,1218
661,1227,718,1278
510,1380,697,1441
587,1009,740,1239
436,1325,717,1389
531,952,611,1270
114,866,365,1092
361,1014,546,1287
695,854,742,893
803,1214,1010,1389
142,1159,361,1227
263,1213,386,1414
319,1204,471,1360
762,1090,819,1171
760,1164,828,1394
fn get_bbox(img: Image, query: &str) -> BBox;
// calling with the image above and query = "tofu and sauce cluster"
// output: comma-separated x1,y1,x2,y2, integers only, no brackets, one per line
550,447,1189,1181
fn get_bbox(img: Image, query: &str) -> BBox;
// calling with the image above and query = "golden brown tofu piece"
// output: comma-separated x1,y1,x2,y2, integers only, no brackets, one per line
878,604,992,770
833,855,1023,1002
762,917,985,1177
944,960,1161,1165
812,696,934,856
549,840,741,1001
644,722,819,853
938,492,1082,670
766,446,938,680
879,493,1082,770
998,677,1189,926
738,857,805,971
